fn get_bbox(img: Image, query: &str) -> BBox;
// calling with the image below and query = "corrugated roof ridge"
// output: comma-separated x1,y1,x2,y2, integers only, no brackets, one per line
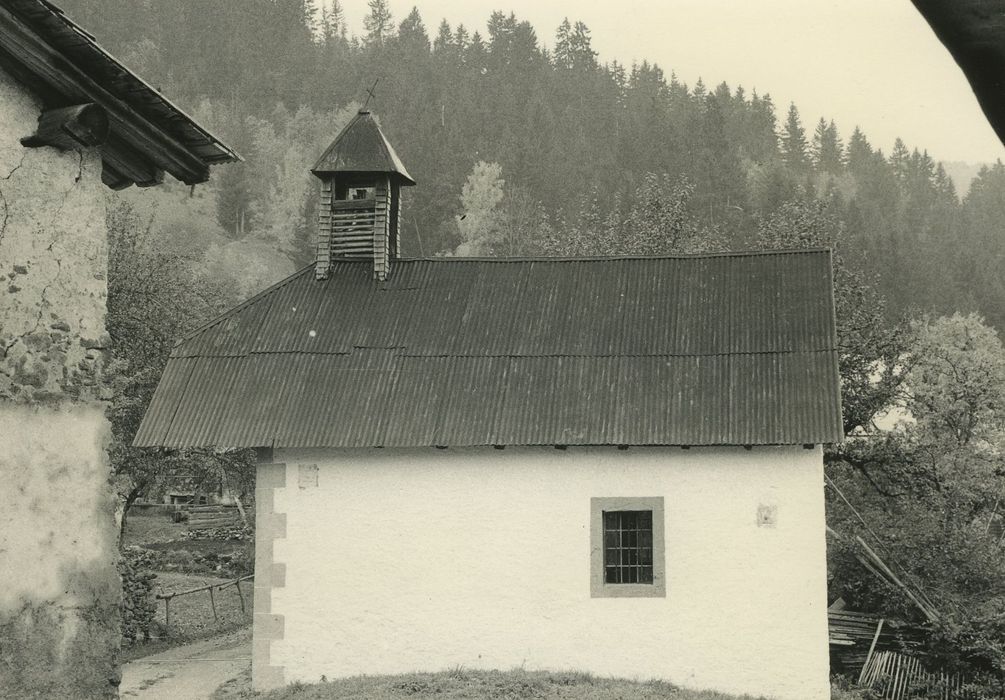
169,349,840,359
391,349,839,358
394,247,832,263
291,442,821,448
171,265,314,353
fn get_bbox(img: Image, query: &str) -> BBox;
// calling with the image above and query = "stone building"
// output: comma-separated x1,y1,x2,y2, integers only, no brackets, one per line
137,114,842,700
0,2,236,696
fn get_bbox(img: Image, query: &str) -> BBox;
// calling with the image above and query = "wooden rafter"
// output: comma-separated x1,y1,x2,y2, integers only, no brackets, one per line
0,3,210,186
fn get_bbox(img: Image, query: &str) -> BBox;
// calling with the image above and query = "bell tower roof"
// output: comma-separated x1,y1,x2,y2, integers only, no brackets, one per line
311,111,416,185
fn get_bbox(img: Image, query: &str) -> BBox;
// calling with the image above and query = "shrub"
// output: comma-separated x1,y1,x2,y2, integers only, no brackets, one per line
830,676,877,699
126,542,253,578
182,525,253,541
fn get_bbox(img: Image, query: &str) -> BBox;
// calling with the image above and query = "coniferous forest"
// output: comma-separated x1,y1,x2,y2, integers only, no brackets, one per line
60,0,1004,331
64,2,1005,684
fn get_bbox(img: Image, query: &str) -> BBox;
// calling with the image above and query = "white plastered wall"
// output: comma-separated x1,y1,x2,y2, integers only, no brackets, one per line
261,446,830,700
0,67,119,697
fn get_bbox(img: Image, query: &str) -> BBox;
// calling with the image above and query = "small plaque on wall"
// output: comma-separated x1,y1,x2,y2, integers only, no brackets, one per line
757,504,778,527
298,464,319,490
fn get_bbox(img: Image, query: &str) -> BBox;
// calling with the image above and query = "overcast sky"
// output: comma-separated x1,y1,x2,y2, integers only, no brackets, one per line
335,0,1005,165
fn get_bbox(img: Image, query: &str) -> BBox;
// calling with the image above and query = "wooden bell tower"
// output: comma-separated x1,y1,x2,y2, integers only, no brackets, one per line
311,111,416,281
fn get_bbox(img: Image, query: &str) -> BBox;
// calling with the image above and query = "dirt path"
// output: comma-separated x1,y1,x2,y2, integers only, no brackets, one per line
119,627,251,700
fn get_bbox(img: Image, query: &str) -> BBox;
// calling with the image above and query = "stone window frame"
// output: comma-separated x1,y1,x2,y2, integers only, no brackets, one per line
590,496,666,598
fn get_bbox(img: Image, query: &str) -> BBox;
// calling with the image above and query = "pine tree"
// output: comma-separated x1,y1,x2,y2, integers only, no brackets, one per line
319,0,346,43
433,19,452,54
845,126,872,176
554,18,573,68
466,31,487,69
812,117,843,173
744,91,779,163
568,21,597,70
934,163,957,203
668,71,687,104
781,103,809,172
890,137,910,183
487,11,516,54
960,162,1005,330
510,20,541,68
397,7,430,53
455,25,469,54
363,0,393,47
608,60,627,103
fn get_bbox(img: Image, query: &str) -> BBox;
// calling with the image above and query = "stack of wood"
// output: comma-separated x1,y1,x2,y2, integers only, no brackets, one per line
829,608,925,680
187,504,242,530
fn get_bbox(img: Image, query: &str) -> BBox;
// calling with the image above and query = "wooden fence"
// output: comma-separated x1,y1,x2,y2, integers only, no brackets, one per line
156,573,253,627
860,650,990,700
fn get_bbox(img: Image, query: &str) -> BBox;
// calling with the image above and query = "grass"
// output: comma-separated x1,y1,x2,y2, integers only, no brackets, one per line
210,668,771,700
157,570,251,628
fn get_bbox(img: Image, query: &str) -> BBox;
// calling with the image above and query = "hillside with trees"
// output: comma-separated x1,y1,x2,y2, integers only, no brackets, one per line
58,0,1005,686
58,0,1005,332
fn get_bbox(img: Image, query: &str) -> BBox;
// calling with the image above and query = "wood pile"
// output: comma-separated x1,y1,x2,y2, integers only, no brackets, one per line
829,609,924,679
187,504,242,530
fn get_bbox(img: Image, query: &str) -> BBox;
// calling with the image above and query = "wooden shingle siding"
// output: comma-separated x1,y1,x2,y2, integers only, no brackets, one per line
330,203,376,259
373,176,390,280
315,180,332,279
393,185,402,258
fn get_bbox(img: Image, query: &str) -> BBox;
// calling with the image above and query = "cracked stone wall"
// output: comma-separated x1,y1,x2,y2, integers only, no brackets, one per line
0,68,120,698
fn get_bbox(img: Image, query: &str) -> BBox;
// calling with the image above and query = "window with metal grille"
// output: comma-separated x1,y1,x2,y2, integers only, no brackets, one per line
591,497,664,598
603,510,654,584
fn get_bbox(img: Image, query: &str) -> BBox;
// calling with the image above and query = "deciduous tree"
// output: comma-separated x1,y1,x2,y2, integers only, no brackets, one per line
105,198,255,539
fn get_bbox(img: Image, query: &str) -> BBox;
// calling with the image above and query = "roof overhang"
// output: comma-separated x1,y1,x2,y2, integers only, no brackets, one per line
911,1,1005,148
0,0,240,188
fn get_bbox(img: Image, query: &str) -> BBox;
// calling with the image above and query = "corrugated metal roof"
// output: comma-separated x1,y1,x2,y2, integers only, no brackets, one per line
3,0,240,169
311,111,416,185
134,251,844,448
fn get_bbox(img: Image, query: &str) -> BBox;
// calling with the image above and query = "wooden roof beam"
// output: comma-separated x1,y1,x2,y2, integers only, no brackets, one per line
0,4,210,184
20,103,109,149
102,133,164,188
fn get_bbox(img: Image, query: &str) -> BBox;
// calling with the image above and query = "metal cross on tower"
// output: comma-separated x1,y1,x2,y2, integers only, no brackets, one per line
362,78,379,111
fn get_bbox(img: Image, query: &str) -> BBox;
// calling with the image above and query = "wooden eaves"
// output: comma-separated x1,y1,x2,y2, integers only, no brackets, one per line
0,1,240,188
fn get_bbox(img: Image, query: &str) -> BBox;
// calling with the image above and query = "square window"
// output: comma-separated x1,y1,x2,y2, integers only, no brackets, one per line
591,497,665,598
